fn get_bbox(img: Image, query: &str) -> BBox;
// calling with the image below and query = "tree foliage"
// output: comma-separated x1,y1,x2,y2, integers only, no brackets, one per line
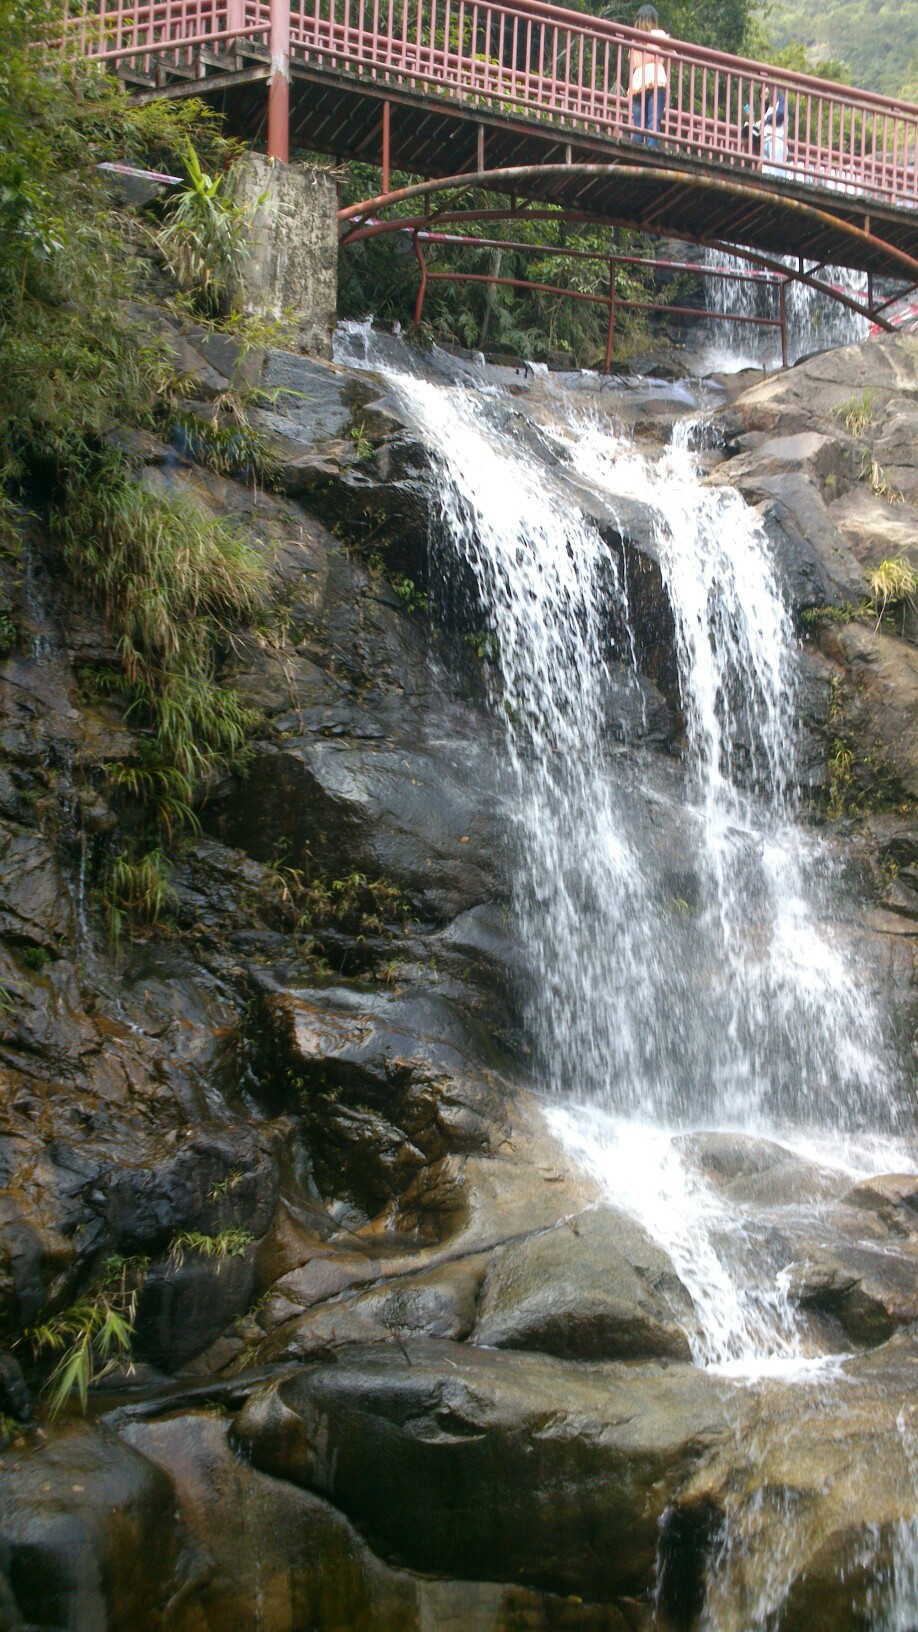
760,0,918,99
0,2,265,922
338,164,675,365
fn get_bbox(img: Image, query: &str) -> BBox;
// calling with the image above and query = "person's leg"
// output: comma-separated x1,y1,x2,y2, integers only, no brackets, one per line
644,87,665,148
631,91,646,144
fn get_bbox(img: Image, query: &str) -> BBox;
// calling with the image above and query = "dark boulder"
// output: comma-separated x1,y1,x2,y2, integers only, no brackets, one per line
471,1207,697,1362
233,1339,733,1600
0,1422,178,1632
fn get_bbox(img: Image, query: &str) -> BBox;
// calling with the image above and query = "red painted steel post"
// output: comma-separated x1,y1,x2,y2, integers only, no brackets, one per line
604,261,616,373
227,0,245,41
382,100,392,193
268,0,291,162
413,231,428,326
779,281,788,369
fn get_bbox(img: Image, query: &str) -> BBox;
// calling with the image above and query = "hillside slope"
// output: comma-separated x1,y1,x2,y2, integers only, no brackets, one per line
760,0,918,98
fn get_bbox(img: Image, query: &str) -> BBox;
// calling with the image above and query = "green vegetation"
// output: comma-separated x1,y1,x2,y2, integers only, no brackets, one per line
23,1256,147,1415
801,601,866,627
757,0,918,98
338,164,670,367
261,861,413,961
602,0,753,54
827,739,855,818
835,389,875,438
0,1413,22,1449
209,1170,245,1200
867,556,917,631
167,1228,253,1266
0,12,273,934
106,850,176,942
349,420,376,461
18,945,49,971
155,142,253,317
861,455,903,504
390,574,429,614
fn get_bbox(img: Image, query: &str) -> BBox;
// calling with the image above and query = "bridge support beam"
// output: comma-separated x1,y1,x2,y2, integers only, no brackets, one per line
268,0,290,162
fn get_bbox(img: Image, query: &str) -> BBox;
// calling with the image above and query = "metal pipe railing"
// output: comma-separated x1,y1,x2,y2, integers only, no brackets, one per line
57,0,918,209
406,228,789,369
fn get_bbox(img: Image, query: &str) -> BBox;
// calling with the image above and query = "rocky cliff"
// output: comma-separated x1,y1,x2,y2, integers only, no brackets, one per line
0,318,917,1631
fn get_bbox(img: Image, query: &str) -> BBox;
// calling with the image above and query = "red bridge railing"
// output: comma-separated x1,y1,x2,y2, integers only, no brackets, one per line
61,0,918,208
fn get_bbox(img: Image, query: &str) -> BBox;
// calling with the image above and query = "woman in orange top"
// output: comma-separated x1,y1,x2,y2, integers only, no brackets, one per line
629,5,669,149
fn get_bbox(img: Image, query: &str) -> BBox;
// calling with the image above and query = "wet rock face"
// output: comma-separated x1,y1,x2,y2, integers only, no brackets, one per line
0,1422,179,1631
233,1340,733,1600
2,313,918,1632
471,1207,698,1362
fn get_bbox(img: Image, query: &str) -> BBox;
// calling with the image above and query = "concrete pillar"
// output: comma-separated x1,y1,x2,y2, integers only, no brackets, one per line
233,154,338,358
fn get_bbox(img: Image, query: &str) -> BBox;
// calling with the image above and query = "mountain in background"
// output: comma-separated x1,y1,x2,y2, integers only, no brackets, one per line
760,0,918,99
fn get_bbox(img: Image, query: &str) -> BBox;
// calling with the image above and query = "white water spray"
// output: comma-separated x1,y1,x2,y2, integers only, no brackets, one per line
703,248,870,368
335,323,905,1378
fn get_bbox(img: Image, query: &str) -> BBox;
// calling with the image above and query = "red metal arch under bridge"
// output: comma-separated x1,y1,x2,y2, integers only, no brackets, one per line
60,0,918,299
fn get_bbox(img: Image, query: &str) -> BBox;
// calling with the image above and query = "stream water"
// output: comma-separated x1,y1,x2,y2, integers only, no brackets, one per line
336,319,917,1625
702,249,870,369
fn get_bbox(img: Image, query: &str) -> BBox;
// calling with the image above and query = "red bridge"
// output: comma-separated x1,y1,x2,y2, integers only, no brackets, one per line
62,0,918,312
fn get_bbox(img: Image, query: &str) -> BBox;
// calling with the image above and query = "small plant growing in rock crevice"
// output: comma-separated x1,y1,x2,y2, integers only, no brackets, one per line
827,739,855,819
22,1256,148,1416
167,1228,253,1267
866,556,917,633
155,143,254,318
390,575,429,614
106,850,176,944
860,453,903,504
835,388,875,437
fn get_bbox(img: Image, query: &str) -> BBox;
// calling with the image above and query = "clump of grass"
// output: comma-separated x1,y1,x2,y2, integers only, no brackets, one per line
167,1228,253,1268
106,850,176,944
264,863,410,940
105,756,199,843
349,420,375,461
55,468,265,909
860,454,903,504
170,407,280,486
866,556,917,632
23,1256,147,1416
56,471,265,692
827,739,855,819
209,1170,244,1200
835,388,875,437
155,143,254,317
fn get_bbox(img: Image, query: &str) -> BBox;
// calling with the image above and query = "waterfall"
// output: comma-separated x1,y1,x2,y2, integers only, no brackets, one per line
703,249,870,368
335,322,906,1376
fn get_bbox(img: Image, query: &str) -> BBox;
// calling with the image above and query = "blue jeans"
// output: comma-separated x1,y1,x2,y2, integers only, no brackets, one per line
631,87,667,147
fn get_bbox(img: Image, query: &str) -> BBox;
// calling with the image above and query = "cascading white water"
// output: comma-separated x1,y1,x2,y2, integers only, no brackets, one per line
335,322,906,1381
703,248,870,368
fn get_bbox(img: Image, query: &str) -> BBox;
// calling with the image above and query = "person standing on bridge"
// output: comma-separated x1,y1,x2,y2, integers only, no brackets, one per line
762,88,787,174
629,5,670,149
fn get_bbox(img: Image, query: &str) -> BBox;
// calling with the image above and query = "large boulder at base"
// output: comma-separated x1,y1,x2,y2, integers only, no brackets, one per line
233,1339,734,1600
132,1247,257,1373
0,1421,178,1631
471,1206,697,1361
122,1410,645,1632
121,1411,420,1632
